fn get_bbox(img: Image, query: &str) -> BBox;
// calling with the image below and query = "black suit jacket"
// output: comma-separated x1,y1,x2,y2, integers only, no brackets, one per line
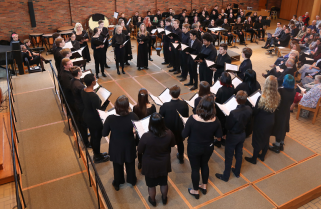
54,46,63,71
226,104,253,134
278,33,291,46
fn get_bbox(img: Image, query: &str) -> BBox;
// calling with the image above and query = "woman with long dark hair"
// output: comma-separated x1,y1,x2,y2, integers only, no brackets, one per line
137,24,150,70
91,27,106,78
254,16,265,40
183,95,222,199
133,88,156,169
137,113,176,206
192,81,212,114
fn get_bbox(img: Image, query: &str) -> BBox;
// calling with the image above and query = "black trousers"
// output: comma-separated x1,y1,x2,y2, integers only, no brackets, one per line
236,31,245,43
114,46,125,70
199,66,213,86
74,108,89,145
163,42,170,63
246,29,256,40
148,36,156,58
223,132,246,180
252,142,269,161
94,50,104,75
172,45,180,72
257,29,265,38
180,51,188,78
177,141,184,160
113,161,137,186
188,59,198,87
223,33,234,44
88,126,102,156
188,143,214,190
103,45,108,65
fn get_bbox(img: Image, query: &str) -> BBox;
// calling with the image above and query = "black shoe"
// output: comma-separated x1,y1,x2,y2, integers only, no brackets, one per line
273,143,284,151
138,163,142,169
101,152,108,157
176,153,184,164
188,188,199,199
44,59,51,64
148,196,156,207
173,71,180,75
85,142,92,148
137,67,141,71
167,64,173,68
149,58,153,61
215,173,228,182
105,64,111,68
199,186,207,195
231,168,240,178
190,86,197,91
177,75,183,78
245,157,256,164
144,66,149,69
96,74,99,79
161,62,169,65
262,46,267,48
112,180,120,191
162,196,167,205
94,154,110,163
214,140,221,148
117,70,120,75
180,78,186,81
102,73,107,77
258,154,265,161
122,70,125,74
42,69,46,71
184,82,193,86
125,62,130,66
169,69,176,72
269,145,281,153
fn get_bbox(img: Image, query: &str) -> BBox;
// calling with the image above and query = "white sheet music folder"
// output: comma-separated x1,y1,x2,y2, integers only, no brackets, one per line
210,80,222,94
176,110,188,126
215,95,238,116
232,77,243,88
96,87,112,103
225,63,239,72
132,116,151,138
247,90,261,107
149,88,171,105
185,93,199,108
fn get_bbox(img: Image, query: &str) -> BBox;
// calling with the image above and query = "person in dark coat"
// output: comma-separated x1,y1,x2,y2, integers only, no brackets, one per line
215,91,252,182
193,81,212,114
211,43,231,82
185,30,202,90
81,74,110,163
254,16,265,40
245,76,281,164
102,95,139,191
114,19,132,66
182,95,222,199
168,19,182,74
159,85,189,164
98,20,111,68
112,25,127,75
91,27,107,78
70,33,80,50
215,72,235,147
237,47,253,80
74,22,91,62
162,18,173,66
133,88,156,169
136,23,150,70
137,113,176,206
177,23,190,82
53,37,65,73
197,33,217,86
269,75,296,153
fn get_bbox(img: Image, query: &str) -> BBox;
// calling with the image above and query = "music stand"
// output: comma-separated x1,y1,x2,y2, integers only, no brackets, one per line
245,12,252,17
162,12,170,18
233,4,239,8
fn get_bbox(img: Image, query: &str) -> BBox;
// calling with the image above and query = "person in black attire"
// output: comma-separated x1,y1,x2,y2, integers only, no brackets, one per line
102,95,139,191
132,11,140,26
199,10,206,25
168,20,182,75
137,113,175,206
161,18,173,66
159,85,189,164
180,12,187,27
183,95,222,199
245,76,281,164
155,10,162,22
74,23,91,62
81,74,110,163
211,43,231,82
237,47,253,80
202,16,211,28
228,13,236,24
112,25,127,75
91,27,107,78
290,24,300,38
137,16,143,28
269,75,296,153
263,59,296,86
200,6,209,16
214,72,235,147
234,17,245,45
118,13,128,24
144,17,155,61
215,91,252,182
70,66,90,148
222,19,233,46
274,27,291,47
98,20,111,69
51,32,61,53
211,5,219,16
252,12,258,23
210,10,218,21
70,33,80,50
117,19,133,65
198,33,217,86
53,37,65,73
215,15,224,27
191,23,203,42
244,17,257,43
137,23,150,70
192,81,212,114
207,19,220,46
185,30,202,90
254,16,265,40
234,70,261,137
177,23,190,81
238,11,246,23
21,45,46,71
225,4,232,14
24,39,51,68
133,88,156,169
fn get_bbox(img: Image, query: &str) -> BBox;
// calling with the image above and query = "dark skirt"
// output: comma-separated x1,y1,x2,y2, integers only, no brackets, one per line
81,42,91,62
137,43,148,67
145,175,168,187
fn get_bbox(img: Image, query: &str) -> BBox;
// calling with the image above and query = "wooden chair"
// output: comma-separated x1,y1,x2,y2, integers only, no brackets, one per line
296,97,321,124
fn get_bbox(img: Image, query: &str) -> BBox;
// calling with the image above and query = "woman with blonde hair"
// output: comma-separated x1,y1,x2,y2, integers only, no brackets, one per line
114,19,132,65
245,75,281,164
112,25,126,75
73,22,91,62
137,23,150,70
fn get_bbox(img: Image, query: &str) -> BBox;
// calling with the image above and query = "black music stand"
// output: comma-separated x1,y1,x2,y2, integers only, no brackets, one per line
245,12,252,17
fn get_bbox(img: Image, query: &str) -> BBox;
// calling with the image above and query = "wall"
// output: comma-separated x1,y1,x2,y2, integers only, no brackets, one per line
0,0,260,41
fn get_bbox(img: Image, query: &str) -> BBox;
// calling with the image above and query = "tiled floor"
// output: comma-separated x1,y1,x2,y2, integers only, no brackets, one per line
0,18,320,209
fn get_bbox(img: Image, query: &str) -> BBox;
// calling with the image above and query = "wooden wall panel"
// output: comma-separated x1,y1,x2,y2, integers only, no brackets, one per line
296,0,314,19
279,0,299,20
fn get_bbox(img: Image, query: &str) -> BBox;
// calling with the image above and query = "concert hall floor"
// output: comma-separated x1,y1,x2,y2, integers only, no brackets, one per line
1,18,321,209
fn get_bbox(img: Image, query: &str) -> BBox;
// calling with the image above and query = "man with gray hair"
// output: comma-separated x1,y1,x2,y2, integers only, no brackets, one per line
316,15,321,28
263,58,296,86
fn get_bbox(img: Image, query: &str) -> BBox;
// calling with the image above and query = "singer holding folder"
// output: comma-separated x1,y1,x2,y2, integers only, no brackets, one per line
102,96,139,191
169,19,182,75
98,20,111,69
81,74,110,163
112,25,127,75
177,23,190,81
137,24,150,70
211,43,231,82
91,27,107,78
74,22,91,62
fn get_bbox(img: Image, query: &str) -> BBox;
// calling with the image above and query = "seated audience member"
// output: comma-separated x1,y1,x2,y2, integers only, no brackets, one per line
299,65,321,86
271,50,299,68
262,22,283,48
290,24,300,38
316,15,321,28
300,28,312,43
289,15,298,26
21,45,45,71
291,75,321,111
237,47,252,80
296,16,305,29
295,25,307,40
263,59,296,86
308,20,318,32
297,59,321,80
10,33,22,46
302,12,310,26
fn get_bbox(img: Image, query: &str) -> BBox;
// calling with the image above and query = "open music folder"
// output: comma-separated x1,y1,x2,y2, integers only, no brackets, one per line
96,87,112,104
172,43,181,49
215,95,238,116
80,70,92,79
72,46,86,58
205,59,216,68
225,63,239,72
181,43,196,53
149,88,172,106
210,80,223,94
177,110,188,126
185,93,199,108
190,53,208,61
232,77,243,88
97,103,135,123
247,90,261,107
63,41,73,49
132,116,151,138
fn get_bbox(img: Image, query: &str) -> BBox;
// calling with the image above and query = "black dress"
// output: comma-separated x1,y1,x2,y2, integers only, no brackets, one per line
91,37,105,75
137,130,176,187
214,53,231,82
75,30,91,62
272,88,296,143
137,33,150,68
112,33,126,70
133,104,156,120
113,26,133,62
199,44,217,86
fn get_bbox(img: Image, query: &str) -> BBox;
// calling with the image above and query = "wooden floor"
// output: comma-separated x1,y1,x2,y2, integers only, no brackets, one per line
0,18,321,209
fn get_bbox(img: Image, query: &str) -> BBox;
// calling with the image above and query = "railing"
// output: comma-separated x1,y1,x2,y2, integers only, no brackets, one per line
48,62,113,209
